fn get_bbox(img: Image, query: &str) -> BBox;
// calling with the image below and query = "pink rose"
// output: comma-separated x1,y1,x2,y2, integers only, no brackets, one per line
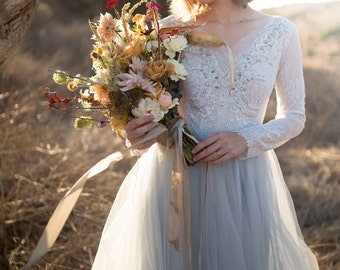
158,91,173,108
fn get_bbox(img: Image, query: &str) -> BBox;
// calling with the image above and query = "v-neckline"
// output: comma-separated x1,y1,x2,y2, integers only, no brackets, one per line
227,16,275,50
195,16,276,50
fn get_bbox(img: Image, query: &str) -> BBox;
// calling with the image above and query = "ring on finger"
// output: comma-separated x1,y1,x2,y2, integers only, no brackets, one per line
216,150,222,157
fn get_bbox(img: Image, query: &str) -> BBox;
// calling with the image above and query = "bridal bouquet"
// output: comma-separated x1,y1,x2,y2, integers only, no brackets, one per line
46,0,198,165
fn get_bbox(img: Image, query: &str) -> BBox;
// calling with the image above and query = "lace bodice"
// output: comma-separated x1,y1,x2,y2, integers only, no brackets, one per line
162,16,305,159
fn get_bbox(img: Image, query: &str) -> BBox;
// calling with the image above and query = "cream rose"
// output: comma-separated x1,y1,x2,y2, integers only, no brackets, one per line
166,59,188,82
132,97,164,122
163,35,188,59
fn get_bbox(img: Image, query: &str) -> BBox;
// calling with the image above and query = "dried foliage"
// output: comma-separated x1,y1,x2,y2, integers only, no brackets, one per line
0,1,339,269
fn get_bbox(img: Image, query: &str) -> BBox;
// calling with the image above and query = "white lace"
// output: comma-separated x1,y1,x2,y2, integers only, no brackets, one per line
161,16,305,159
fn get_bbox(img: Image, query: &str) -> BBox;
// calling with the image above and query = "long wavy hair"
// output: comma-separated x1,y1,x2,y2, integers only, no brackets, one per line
169,0,254,21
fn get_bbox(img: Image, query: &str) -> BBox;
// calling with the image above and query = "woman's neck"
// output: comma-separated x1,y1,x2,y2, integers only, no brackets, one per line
196,0,257,26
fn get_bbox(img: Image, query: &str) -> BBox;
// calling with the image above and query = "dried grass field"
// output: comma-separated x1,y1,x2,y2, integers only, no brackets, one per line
0,1,339,269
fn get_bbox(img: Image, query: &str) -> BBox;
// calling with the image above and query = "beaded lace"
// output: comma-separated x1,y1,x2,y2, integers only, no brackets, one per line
161,15,305,159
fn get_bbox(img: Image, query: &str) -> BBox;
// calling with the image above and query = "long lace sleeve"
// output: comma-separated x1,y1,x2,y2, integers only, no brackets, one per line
238,25,305,159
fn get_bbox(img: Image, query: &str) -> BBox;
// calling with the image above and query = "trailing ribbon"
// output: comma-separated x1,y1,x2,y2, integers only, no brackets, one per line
167,118,192,270
22,151,125,270
22,121,193,270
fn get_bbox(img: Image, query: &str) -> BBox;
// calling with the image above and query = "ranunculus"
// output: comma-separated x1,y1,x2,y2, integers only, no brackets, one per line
146,60,174,81
158,91,173,108
166,59,188,82
132,97,164,122
163,35,188,59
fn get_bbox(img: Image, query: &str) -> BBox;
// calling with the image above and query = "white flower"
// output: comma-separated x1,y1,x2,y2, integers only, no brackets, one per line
117,71,156,95
129,56,146,75
163,35,188,59
132,97,165,121
166,59,188,82
91,69,110,85
146,40,158,51
78,89,92,109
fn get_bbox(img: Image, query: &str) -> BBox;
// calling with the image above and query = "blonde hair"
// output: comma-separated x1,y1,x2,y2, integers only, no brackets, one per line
169,0,210,21
169,0,253,21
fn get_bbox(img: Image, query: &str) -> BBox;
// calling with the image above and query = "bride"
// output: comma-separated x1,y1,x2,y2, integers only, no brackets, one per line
92,0,319,269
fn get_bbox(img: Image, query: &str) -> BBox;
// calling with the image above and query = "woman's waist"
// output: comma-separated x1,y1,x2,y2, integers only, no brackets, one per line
182,116,261,141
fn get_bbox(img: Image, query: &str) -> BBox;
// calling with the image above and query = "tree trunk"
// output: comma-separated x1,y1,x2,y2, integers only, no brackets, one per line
0,0,40,66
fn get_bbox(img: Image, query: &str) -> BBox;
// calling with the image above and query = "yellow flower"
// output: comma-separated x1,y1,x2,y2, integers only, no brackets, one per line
110,112,129,139
118,37,146,67
67,81,78,91
132,14,146,31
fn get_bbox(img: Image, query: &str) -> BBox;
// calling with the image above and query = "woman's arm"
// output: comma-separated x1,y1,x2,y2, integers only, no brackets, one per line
238,24,305,159
192,22,305,163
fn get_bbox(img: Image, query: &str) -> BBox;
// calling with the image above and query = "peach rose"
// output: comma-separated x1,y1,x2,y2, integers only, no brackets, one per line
145,60,174,81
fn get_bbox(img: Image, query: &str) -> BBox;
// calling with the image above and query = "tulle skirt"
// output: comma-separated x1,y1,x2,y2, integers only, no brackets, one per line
92,143,319,270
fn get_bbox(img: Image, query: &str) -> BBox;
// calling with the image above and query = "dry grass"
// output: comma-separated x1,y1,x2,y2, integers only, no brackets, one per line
1,1,339,269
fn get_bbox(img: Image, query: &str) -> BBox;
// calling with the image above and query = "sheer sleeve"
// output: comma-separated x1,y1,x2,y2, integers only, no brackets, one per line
238,24,306,159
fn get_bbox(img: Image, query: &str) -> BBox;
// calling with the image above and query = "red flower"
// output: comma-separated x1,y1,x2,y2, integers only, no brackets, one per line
44,88,74,109
106,0,118,9
146,1,163,12
170,29,179,36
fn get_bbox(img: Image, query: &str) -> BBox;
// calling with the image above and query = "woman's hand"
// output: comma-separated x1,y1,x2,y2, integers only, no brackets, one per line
192,132,247,165
125,115,158,150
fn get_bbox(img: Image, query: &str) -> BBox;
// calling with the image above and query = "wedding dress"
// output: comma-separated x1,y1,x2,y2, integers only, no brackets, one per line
92,15,319,269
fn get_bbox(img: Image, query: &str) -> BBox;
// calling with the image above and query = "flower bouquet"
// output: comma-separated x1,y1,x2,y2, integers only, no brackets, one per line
46,0,198,165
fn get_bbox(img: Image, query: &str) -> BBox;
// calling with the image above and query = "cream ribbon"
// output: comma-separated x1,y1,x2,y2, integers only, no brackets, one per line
167,118,192,270
22,121,192,270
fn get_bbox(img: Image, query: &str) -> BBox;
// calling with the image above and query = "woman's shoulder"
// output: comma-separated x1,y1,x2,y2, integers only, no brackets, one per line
269,15,299,33
159,15,192,29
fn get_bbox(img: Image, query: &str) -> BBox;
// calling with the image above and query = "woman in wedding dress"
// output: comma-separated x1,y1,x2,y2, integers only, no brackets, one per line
92,0,319,269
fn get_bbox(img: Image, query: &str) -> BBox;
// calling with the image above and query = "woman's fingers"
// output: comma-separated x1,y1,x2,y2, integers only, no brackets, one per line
192,132,247,164
125,115,155,141
125,115,158,150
